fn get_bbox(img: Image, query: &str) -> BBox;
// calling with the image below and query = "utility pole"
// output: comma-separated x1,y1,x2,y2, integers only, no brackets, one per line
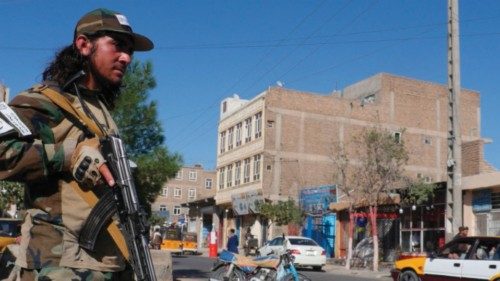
446,0,462,241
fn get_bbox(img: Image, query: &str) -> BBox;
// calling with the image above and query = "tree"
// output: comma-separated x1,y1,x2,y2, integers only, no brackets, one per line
113,60,182,214
0,181,23,217
401,180,436,207
258,199,305,226
354,127,410,271
333,127,410,271
331,141,363,270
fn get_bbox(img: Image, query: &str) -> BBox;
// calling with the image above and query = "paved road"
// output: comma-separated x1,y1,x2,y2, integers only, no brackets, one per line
172,254,392,281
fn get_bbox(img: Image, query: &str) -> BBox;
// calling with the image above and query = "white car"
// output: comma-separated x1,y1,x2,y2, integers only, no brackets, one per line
258,235,326,271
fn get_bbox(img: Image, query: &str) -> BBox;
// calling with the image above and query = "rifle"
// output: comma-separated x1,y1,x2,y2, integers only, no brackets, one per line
93,135,158,281
37,82,158,281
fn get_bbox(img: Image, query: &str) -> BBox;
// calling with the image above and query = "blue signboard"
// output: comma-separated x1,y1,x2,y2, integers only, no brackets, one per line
472,189,491,213
299,185,337,214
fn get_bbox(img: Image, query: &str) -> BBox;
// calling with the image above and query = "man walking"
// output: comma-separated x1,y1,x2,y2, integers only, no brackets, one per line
227,229,239,254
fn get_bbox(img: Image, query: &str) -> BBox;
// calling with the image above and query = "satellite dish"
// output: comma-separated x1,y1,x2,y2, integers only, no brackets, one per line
276,81,284,87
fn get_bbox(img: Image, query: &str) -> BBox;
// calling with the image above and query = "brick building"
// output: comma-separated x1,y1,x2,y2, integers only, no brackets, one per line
214,73,486,256
152,164,216,232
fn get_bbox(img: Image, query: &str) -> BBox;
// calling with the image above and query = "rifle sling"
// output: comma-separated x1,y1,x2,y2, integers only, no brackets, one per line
35,84,130,260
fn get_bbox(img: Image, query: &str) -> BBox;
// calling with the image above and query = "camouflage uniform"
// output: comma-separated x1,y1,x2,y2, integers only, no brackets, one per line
0,82,126,280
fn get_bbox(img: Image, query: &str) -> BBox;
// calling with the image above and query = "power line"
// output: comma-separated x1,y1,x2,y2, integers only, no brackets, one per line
240,0,356,95
165,0,330,146
276,0,381,84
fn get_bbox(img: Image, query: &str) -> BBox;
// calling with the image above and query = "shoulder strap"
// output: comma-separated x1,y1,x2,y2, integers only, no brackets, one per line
32,85,129,260
33,84,106,138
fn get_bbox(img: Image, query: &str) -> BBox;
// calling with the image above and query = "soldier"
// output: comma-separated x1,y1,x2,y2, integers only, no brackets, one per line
0,8,153,280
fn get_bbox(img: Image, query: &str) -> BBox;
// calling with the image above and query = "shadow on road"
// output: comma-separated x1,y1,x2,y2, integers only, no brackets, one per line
173,269,210,280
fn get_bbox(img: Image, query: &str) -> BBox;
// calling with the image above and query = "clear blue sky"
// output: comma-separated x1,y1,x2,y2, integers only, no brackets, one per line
1,0,499,171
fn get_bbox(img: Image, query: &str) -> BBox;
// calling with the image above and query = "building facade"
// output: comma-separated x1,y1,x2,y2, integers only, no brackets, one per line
152,164,216,231
214,73,485,256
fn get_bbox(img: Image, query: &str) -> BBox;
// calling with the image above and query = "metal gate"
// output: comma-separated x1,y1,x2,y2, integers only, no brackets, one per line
302,214,336,258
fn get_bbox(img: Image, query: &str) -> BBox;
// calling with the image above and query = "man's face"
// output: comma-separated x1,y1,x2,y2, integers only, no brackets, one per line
89,33,134,88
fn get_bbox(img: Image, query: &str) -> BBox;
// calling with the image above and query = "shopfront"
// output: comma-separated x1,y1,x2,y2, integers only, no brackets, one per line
399,187,446,253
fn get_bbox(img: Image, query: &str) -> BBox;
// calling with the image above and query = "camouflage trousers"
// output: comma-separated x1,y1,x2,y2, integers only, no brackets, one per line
14,266,134,281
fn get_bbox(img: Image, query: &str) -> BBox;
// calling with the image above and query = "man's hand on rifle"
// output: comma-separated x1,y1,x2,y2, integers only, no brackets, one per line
71,137,115,187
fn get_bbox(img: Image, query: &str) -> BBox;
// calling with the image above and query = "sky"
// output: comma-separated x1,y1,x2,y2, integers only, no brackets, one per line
0,0,499,171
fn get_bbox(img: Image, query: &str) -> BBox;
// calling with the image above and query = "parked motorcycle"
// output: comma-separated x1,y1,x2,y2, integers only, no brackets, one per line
209,248,311,281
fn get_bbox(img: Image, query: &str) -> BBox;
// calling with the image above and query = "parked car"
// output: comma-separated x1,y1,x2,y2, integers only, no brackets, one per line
391,236,500,281
258,235,326,271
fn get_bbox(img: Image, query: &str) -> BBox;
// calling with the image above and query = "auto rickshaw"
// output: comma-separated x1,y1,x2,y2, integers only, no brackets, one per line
160,226,183,254
182,232,198,255
0,218,21,255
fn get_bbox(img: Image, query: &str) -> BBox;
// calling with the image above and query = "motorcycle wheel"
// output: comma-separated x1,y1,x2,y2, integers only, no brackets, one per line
282,273,311,281
211,266,246,281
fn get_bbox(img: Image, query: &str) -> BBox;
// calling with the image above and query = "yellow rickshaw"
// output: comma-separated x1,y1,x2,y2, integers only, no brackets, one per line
182,232,198,255
160,227,183,254
0,218,21,255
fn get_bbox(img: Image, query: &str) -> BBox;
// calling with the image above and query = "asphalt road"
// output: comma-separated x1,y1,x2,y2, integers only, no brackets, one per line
172,254,392,281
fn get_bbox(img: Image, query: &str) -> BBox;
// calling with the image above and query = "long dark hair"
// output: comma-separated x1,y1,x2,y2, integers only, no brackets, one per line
42,45,85,88
42,32,120,107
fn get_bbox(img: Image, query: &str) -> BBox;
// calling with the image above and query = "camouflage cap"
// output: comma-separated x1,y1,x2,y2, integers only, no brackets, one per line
74,8,153,51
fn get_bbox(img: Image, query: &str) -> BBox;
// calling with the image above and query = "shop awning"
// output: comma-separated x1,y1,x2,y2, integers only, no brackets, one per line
329,193,400,212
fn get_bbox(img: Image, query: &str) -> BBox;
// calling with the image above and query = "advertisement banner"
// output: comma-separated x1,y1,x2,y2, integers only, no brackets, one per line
232,190,264,215
299,185,337,214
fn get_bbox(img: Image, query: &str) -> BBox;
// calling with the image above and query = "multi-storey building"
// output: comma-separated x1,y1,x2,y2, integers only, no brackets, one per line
152,164,216,231
214,73,489,255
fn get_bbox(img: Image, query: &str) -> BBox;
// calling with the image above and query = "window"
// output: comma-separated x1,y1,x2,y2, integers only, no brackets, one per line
159,205,167,212
205,178,212,189
244,158,251,183
227,164,233,187
175,170,183,180
361,94,376,106
188,171,197,181
174,187,181,198
227,127,234,150
423,136,432,145
235,123,242,147
219,167,225,189
253,154,261,180
245,117,252,143
220,131,226,153
188,188,196,199
235,161,241,186
492,192,500,209
161,187,168,197
254,112,262,138
173,206,181,215
394,132,402,143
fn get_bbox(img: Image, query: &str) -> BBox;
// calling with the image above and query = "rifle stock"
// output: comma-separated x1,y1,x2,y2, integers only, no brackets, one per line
101,135,157,281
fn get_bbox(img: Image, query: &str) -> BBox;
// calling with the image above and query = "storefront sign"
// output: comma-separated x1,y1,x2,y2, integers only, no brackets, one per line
299,185,337,214
232,190,264,215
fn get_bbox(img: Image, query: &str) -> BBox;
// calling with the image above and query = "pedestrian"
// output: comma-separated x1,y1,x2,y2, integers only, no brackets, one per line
244,227,253,256
0,8,153,280
227,228,239,254
151,225,163,250
454,226,469,239
449,226,469,259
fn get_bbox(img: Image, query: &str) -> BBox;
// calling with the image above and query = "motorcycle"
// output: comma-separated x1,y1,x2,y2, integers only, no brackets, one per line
209,248,311,281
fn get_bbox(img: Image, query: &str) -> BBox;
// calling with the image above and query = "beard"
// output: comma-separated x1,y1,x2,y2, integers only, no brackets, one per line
88,60,122,92
86,55,121,106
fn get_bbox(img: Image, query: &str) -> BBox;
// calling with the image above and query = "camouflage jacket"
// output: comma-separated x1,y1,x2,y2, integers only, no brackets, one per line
0,82,125,272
